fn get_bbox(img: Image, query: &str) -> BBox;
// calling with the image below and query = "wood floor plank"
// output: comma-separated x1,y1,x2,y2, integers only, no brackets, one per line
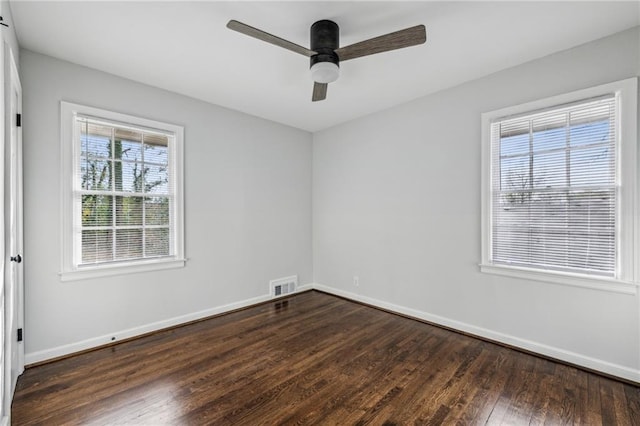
455,345,516,425
12,291,640,425
609,377,635,426
353,332,462,424
489,351,535,424
409,339,486,424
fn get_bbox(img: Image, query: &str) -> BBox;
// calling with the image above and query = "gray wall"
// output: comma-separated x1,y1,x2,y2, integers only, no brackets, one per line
21,50,313,362
313,27,640,381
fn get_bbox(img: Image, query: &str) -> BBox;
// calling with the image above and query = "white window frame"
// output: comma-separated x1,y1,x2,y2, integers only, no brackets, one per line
480,78,638,294
60,102,185,281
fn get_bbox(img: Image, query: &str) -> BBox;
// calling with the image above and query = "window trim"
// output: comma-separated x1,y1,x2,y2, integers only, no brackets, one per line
60,101,185,281
480,78,638,294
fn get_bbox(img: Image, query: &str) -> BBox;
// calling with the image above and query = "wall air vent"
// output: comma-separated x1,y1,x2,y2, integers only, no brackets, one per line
270,275,297,298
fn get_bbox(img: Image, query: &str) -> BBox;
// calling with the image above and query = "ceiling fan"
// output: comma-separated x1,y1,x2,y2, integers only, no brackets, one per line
227,19,427,102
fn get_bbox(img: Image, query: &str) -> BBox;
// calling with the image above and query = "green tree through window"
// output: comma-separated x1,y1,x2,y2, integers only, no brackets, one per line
79,119,171,264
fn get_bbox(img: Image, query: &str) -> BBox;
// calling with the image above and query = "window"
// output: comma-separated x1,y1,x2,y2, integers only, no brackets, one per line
61,102,184,280
481,78,637,293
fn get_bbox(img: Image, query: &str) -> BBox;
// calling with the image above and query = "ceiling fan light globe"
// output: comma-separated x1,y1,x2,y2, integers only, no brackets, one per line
311,62,339,83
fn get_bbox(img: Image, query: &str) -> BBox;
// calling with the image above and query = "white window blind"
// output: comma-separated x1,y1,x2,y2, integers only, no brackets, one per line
75,116,175,266
490,96,617,276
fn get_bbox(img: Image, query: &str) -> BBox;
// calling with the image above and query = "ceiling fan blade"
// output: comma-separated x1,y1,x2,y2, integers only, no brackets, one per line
335,25,426,62
312,82,328,102
227,20,317,57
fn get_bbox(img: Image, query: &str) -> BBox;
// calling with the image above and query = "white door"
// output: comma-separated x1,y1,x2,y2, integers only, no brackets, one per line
3,43,22,420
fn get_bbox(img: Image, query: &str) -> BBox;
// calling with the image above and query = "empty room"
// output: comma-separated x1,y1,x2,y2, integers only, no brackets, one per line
0,0,638,424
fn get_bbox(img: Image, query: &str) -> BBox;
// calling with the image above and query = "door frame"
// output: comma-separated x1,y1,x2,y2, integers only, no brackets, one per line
0,28,5,426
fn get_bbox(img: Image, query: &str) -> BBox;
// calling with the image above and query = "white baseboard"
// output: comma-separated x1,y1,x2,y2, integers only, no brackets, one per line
25,289,302,365
25,283,639,383
295,283,315,293
311,283,640,384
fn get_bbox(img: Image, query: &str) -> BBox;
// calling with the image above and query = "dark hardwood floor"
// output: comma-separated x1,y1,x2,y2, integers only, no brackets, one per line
12,290,640,425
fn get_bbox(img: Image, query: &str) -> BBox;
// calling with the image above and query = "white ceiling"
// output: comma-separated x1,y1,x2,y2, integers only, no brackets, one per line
9,1,640,132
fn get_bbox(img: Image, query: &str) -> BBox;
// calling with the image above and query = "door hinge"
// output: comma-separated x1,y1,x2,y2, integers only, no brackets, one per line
17,328,23,342
16,113,21,127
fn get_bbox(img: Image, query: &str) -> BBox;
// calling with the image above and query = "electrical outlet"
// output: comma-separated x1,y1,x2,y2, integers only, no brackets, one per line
353,276,359,287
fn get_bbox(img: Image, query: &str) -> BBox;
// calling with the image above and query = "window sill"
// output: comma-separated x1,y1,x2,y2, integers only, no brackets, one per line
479,263,637,295
60,258,186,282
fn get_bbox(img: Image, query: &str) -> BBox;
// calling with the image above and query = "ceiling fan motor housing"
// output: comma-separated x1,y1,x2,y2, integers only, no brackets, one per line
310,20,340,69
